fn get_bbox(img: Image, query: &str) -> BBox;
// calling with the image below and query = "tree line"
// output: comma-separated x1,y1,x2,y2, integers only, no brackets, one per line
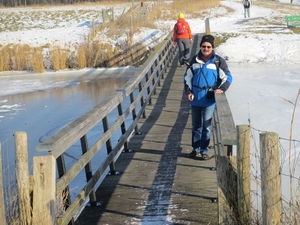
0,0,130,7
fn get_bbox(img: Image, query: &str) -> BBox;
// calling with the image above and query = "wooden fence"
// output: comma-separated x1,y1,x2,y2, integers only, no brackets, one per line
212,94,281,224
102,7,114,23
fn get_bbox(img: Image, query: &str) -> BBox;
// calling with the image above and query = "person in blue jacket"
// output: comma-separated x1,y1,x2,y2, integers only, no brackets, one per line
184,34,233,159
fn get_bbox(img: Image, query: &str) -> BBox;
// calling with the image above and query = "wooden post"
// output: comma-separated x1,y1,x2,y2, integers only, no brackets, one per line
111,7,114,22
102,9,105,23
103,116,116,173
145,71,150,105
260,132,281,225
130,92,140,134
205,18,211,35
0,143,7,225
216,155,237,225
32,155,56,225
92,19,95,37
80,135,96,205
237,125,251,224
139,82,146,118
14,131,31,225
118,103,130,152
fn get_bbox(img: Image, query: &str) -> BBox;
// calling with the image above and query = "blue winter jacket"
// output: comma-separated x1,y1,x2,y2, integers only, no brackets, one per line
184,51,233,107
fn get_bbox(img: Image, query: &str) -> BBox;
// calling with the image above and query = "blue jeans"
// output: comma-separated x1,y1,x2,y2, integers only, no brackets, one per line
191,104,215,154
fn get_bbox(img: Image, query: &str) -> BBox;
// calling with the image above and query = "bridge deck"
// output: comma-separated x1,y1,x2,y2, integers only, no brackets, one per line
75,34,219,225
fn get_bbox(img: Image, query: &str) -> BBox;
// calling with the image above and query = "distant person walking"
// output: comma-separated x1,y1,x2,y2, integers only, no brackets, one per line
172,13,193,67
184,35,233,160
242,0,251,18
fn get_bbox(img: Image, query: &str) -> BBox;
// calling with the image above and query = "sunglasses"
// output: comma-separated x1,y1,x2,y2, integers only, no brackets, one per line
201,45,212,49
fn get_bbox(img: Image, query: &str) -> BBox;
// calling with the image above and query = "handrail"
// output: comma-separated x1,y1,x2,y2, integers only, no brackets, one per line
34,31,176,225
212,93,237,156
212,93,238,224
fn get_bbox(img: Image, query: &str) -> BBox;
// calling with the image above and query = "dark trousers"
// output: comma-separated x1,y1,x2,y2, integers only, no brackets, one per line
177,38,191,65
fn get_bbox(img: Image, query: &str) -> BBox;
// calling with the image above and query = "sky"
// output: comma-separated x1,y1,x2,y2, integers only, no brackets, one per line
0,0,300,216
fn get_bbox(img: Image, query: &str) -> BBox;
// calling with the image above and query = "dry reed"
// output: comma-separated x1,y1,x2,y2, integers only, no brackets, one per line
0,0,222,73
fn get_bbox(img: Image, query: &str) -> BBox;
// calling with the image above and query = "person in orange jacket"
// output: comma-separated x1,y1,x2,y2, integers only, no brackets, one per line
172,13,193,67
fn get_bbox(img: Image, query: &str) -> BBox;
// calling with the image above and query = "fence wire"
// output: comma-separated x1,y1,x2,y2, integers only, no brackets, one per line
249,126,300,224
1,136,21,225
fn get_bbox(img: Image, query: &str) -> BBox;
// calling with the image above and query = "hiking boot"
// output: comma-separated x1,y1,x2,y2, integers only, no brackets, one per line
188,150,198,158
201,154,209,160
184,60,190,66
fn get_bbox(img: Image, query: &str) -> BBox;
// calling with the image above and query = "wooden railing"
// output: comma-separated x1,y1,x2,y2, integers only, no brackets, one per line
212,94,238,224
31,32,175,225
212,93,237,157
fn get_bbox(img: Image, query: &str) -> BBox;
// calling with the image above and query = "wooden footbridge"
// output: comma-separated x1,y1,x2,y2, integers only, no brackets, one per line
1,32,241,225
72,33,236,225
75,34,221,225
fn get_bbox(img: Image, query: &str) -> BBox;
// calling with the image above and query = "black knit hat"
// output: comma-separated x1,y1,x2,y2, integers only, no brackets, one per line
200,35,214,48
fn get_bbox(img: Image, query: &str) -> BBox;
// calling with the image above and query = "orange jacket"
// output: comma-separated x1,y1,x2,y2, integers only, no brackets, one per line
173,18,192,42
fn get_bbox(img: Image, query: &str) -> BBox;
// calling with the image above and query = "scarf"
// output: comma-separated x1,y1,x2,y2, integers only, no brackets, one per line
198,51,213,63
